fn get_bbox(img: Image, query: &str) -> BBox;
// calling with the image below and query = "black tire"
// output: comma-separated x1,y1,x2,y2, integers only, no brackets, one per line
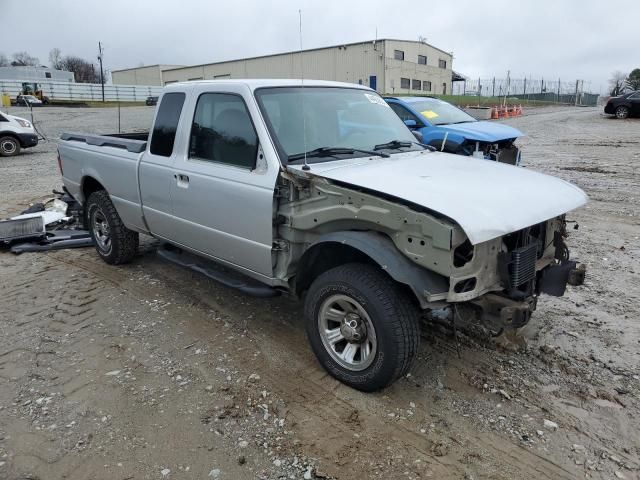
615,106,630,119
86,190,138,265
304,263,420,391
0,136,20,157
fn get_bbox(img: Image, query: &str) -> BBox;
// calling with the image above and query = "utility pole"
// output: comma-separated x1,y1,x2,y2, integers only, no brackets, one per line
98,41,105,103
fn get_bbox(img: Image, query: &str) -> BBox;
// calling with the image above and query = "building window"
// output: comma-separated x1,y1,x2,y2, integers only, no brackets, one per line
394,50,405,61
189,93,258,169
438,59,447,69
423,81,432,92
412,79,421,90
45,72,52,78
418,55,427,65
400,78,410,89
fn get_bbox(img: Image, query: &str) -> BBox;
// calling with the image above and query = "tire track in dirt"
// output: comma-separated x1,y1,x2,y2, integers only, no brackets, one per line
42,248,589,479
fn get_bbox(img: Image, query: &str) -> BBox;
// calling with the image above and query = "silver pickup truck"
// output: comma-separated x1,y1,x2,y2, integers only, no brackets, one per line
58,79,587,391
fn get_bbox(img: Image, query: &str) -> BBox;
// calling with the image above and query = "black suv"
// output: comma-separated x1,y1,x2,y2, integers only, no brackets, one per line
604,91,640,118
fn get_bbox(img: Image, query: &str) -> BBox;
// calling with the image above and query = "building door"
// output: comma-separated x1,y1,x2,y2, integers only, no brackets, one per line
442,83,447,95
369,75,377,91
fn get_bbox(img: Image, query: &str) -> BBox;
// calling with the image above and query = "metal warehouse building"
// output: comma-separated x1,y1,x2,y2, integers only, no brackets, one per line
111,39,454,95
0,66,75,83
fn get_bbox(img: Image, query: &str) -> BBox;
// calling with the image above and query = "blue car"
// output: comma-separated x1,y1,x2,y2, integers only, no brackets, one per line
385,96,523,165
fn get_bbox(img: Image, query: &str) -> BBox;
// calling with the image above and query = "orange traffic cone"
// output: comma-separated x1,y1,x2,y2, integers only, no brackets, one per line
491,106,499,119
518,104,523,115
511,105,518,116
503,105,510,118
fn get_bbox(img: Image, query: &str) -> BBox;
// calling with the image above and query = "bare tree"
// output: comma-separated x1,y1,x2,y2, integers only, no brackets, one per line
49,48,62,69
609,70,628,96
0,53,9,67
58,55,99,83
11,51,40,67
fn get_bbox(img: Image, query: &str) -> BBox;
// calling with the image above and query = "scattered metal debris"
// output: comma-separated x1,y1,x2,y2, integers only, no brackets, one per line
0,188,93,253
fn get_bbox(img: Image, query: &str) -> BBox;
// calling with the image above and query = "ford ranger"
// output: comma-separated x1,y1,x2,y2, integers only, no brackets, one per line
58,80,587,391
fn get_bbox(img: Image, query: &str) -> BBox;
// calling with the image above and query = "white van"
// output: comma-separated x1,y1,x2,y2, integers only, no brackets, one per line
0,111,39,156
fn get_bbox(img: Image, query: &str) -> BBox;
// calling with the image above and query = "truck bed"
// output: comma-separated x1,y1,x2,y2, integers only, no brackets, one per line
60,132,149,153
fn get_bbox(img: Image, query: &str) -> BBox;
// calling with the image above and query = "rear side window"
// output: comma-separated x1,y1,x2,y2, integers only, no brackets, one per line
189,93,258,169
150,92,186,157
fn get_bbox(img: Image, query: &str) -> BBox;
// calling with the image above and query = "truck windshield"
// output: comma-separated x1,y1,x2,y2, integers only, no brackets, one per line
255,87,420,164
406,98,476,126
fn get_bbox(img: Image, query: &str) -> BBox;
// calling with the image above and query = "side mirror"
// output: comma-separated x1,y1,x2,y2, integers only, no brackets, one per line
404,119,417,128
412,130,424,143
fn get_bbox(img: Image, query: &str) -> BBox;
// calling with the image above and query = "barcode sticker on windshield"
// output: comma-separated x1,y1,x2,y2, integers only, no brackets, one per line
365,93,391,107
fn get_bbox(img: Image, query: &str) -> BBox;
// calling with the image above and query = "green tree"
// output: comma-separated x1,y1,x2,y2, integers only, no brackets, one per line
627,68,640,91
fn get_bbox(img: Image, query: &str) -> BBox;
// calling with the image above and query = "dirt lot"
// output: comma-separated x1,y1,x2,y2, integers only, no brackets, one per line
0,105,638,480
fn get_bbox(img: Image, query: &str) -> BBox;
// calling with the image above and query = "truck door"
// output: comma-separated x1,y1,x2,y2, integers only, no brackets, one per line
139,92,187,240
168,85,278,278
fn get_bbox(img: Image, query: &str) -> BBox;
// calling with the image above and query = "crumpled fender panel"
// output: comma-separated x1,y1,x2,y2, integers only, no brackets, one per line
298,230,449,307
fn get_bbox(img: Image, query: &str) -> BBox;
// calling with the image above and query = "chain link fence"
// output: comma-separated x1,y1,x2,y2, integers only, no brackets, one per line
452,77,599,106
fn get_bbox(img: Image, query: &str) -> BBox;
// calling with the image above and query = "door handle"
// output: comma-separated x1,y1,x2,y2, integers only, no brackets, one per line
174,173,189,188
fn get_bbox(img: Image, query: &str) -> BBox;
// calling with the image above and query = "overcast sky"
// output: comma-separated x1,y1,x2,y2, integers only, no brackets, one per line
3,0,637,94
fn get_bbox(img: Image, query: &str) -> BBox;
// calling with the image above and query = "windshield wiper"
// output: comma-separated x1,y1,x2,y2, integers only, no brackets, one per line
374,139,434,151
288,146,389,163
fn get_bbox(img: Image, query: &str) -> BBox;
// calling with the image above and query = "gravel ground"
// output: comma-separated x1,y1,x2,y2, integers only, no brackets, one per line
0,104,638,480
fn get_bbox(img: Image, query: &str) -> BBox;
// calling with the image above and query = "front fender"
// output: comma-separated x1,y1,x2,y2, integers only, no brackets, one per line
300,231,449,308
421,128,466,152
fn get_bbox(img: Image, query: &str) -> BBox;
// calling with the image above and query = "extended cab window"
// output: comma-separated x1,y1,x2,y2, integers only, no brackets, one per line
189,93,258,169
150,92,186,157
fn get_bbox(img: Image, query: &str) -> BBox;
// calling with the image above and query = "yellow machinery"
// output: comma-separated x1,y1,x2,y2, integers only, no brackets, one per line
19,83,50,104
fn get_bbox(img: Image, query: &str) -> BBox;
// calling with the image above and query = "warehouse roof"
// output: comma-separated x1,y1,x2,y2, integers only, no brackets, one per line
161,38,453,72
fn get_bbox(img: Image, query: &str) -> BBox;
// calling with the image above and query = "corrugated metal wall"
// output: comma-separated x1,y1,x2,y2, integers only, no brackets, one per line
162,42,386,89
0,80,162,102
383,40,453,95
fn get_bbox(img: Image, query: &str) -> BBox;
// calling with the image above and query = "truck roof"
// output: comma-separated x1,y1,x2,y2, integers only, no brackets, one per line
163,78,373,92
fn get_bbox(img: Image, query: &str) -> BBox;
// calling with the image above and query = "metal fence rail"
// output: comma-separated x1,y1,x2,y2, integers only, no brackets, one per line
0,80,163,102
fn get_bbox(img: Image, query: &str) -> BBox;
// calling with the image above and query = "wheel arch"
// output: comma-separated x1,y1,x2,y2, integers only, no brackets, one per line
81,176,106,204
294,231,449,308
0,131,20,142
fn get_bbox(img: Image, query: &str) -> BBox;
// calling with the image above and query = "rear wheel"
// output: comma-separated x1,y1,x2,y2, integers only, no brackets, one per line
304,263,420,391
86,190,138,265
0,136,20,157
615,105,630,119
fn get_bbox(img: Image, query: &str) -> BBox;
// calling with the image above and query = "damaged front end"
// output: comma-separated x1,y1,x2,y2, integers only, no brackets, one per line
460,138,521,165
448,217,586,335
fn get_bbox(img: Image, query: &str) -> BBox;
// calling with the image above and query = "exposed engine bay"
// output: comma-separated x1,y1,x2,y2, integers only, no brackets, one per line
459,138,521,165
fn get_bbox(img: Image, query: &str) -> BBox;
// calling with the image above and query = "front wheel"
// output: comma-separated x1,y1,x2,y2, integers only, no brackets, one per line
86,190,139,265
615,106,630,119
0,136,20,157
304,263,420,391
